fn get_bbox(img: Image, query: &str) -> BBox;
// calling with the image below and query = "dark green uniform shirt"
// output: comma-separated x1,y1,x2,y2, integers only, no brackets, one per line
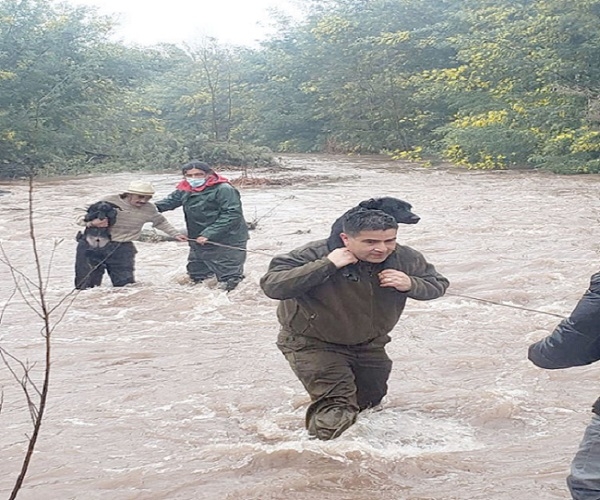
260,239,449,345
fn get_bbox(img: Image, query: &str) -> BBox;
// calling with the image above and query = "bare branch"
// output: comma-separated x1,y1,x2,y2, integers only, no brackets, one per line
42,239,61,295
48,288,80,317
28,178,51,321
0,243,42,293
0,243,44,317
13,278,43,319
49,293,80,333
0,287,17,326
4,175,62,500
0,347,40,426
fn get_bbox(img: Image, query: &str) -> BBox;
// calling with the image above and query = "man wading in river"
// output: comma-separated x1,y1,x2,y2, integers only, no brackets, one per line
260,209,449,440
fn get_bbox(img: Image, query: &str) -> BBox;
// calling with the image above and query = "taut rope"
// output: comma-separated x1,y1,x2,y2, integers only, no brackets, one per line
186,239,568,319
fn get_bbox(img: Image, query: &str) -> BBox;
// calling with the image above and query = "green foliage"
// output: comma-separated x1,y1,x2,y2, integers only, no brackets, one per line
185,141,276,168
440,122,538,169
0,0,171,175
433,0,600,171
270,0,459,154
436,109,536,168
531,126,600,173
5,0,600,176
388,146,432,166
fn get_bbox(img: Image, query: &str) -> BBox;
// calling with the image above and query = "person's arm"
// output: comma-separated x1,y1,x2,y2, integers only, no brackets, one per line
407,263,449,300
260,247,341,300
528,272,600,369
75,207,88,227
400,247,449,300
154,190,184,213
199,186,244,241
149,209,186,239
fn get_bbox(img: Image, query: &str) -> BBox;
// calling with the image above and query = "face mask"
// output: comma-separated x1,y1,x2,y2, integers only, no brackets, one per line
188,178,206,189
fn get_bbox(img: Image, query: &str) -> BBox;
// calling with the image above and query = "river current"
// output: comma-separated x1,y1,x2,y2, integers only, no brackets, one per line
1,154,600,499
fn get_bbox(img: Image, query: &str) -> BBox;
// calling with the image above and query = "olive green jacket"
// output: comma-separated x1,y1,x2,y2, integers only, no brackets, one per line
155,183,248,245
260,239,449,345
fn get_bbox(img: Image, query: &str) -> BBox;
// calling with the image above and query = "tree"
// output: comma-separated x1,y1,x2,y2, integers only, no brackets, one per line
437,0,600,171
0,0,169,175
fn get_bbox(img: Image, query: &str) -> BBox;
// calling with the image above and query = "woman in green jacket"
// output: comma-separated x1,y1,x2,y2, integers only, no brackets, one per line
155,160,249,291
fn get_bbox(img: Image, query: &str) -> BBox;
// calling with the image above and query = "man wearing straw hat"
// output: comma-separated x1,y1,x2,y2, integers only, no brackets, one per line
75,180,187,289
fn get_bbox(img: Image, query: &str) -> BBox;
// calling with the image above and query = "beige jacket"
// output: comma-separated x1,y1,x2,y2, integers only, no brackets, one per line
76,194,181,242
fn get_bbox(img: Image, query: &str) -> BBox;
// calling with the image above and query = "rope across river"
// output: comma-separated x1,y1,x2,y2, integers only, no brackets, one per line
187,238,567,320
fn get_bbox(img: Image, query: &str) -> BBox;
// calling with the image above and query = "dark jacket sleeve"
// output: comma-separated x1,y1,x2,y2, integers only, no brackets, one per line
528,271,600,369
200,186,245,241
397,246,450,300
260,246,338,300
154,190,184,213
406,261,450,301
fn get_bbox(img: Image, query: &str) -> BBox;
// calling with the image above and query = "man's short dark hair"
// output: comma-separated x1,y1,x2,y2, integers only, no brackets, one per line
182,160,213,175
342,209,398,236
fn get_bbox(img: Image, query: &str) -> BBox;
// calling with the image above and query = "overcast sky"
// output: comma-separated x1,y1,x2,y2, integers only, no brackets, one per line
68,0,303,47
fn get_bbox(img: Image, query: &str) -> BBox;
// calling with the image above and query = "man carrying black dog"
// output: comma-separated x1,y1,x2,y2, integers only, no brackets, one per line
260,209,449,440
75,181,187,289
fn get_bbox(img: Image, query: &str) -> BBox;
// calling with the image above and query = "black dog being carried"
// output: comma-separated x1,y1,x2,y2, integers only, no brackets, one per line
327,197,420,282
326,197,420,251
74,201,120,290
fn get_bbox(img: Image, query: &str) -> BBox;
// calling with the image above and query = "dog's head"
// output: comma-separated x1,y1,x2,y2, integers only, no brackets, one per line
83,201,120,226
358,197,420,225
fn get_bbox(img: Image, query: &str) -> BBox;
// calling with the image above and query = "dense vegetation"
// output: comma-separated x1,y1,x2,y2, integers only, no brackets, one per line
2,0,600,176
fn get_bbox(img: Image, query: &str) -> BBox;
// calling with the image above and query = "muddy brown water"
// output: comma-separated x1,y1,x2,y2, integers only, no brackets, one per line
1,155,600,499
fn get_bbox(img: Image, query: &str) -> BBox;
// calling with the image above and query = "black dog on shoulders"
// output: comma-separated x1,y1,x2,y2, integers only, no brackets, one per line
74,201,120,289
326,197,420,251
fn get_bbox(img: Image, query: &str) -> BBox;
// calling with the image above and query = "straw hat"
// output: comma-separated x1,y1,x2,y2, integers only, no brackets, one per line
124,181,155,196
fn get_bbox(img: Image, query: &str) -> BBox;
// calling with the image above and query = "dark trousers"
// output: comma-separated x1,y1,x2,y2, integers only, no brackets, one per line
75,241,136,290
187,241,246,283
568,414,600,500
278,332,393,440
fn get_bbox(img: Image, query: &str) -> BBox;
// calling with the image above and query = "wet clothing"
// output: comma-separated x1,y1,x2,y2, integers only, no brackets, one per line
528,271,600,500
187,239,246,284
279,333,393,439
74,195,181,290
155,179,248,285
528,271,600,369
261,239,449,345
568,414,600,500
76,194,182,242
260,238,449,440
75,241,136,289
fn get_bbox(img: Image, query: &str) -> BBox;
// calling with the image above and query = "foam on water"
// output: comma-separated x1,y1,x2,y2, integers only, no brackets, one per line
257,408,483,461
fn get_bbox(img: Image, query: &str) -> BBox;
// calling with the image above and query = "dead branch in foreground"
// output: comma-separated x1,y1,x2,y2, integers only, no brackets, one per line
0,176,76,500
